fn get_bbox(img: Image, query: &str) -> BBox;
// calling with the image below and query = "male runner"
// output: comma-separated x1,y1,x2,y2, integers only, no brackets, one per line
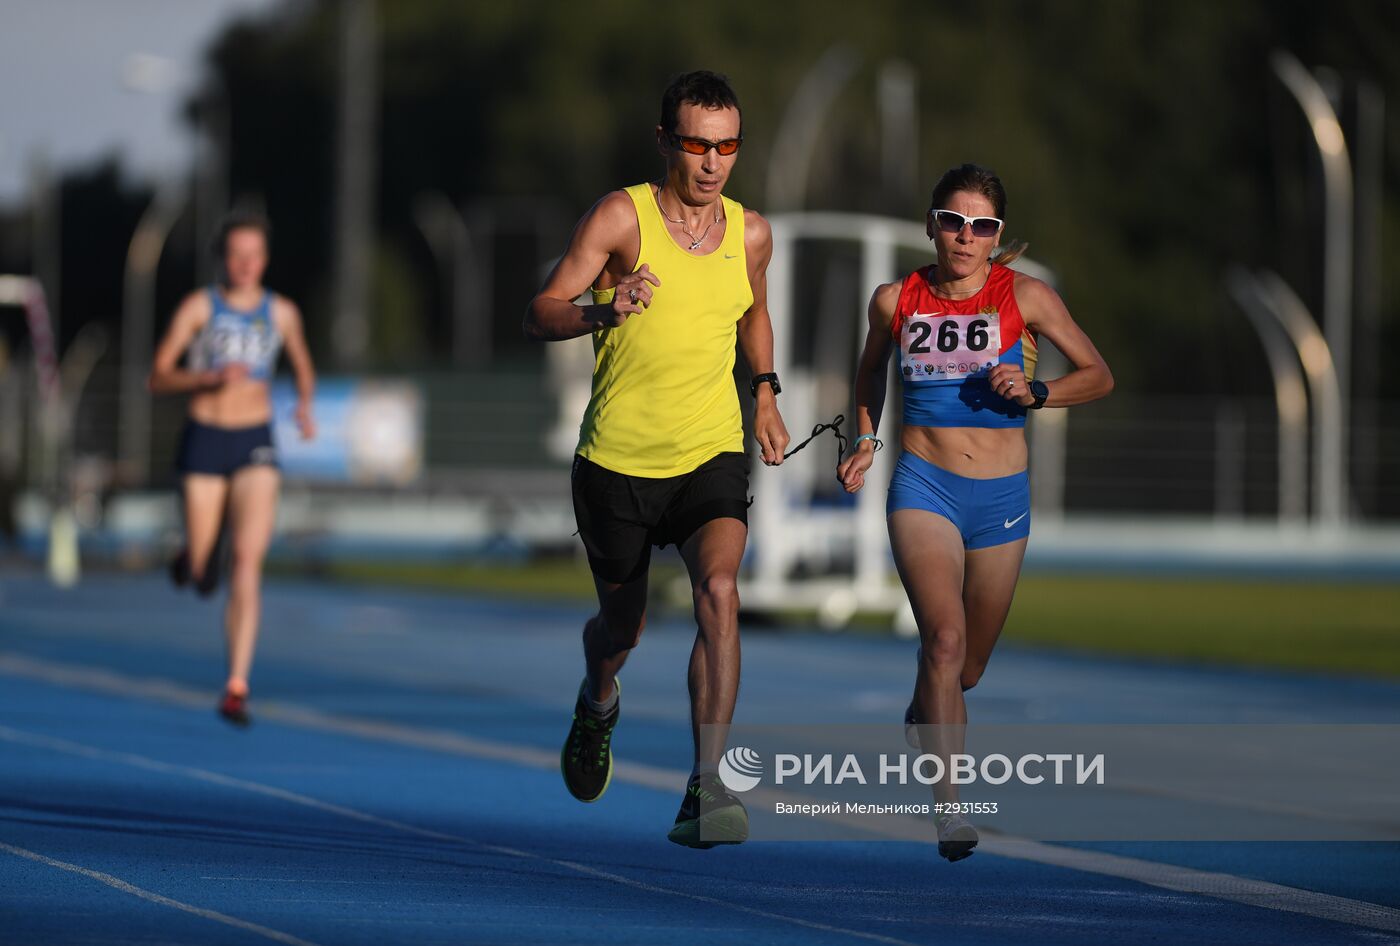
524,70,789,847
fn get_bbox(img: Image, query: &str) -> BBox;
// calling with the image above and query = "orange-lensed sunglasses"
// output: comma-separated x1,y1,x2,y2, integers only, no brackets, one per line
668,133,743,156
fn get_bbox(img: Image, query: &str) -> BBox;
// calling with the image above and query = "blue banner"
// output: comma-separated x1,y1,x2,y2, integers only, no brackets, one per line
270,378,424,485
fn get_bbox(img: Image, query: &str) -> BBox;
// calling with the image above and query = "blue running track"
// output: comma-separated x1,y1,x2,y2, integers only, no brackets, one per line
1,572,1397,945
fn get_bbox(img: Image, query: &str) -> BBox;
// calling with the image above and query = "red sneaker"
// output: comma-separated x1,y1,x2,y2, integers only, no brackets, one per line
218,691,251,728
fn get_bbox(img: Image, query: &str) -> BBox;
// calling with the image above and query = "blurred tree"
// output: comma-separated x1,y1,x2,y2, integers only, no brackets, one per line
0,0,1387,507
369,238,428,364
0,160,152,355
154,0,1393,402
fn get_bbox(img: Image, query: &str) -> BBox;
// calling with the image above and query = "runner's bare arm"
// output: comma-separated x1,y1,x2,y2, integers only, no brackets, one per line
274,297,317,439
147,291,230,394
837,282,898,492
736,211,790,465
992,274,1112,408
523,191,660,341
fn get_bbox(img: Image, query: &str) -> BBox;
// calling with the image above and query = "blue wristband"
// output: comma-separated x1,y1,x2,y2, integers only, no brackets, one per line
854,433,883,451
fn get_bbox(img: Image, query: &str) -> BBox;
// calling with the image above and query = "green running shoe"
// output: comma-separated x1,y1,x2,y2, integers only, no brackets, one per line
561,680,619,802
667,772,749,849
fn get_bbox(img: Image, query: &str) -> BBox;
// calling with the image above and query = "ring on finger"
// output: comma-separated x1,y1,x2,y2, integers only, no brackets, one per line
628,288,639,304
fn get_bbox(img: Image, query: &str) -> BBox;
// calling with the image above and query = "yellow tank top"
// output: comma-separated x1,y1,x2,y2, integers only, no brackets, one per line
576,183,753,477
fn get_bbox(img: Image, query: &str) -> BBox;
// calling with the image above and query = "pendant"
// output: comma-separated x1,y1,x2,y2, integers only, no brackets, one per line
688,239,703,250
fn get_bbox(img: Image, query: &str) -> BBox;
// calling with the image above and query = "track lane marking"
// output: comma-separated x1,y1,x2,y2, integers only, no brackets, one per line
5,651,1400,937
0,722,919,946
0,840,323,946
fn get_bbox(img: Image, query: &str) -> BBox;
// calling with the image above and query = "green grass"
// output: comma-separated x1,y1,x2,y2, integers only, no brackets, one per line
1003,574,1400,677
283,559,1400,678
292,558,690,602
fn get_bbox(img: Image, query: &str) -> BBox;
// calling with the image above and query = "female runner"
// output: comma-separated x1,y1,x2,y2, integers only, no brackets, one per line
149,213,316,726
838,164,1112,859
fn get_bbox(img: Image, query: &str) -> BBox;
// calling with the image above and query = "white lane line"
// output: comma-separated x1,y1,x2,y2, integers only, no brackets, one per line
0,841,323,946
0,651,677,785
980,836,1400,934
0,724,919,946
0,654,212,709
199,877,455,885
5,652,1400,937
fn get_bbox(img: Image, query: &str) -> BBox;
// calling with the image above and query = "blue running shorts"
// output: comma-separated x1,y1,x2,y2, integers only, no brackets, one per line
886,451,1030,550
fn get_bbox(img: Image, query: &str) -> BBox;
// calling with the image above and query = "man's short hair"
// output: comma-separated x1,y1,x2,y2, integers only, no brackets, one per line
659,70,741,136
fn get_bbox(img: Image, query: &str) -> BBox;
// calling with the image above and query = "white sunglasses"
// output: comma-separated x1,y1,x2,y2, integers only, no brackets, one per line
930,209,1004,238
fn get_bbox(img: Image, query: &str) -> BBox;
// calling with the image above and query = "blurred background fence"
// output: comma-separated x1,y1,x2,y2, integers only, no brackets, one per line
8,356,1397,513
1,0,1398,613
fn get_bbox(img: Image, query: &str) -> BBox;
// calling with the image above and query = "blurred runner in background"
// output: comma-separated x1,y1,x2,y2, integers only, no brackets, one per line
148,211,316,727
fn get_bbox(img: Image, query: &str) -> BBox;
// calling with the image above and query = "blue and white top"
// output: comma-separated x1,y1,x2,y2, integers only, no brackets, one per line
187,288,282,381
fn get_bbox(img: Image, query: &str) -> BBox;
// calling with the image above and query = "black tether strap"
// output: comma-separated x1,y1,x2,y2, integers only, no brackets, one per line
782,414,848,461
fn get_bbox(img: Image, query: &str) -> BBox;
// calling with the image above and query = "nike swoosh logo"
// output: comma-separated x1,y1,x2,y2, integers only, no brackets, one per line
724,253,738,259
1003,512,1028,529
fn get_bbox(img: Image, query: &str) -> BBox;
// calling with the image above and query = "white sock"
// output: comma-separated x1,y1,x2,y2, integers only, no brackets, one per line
581,678,618,715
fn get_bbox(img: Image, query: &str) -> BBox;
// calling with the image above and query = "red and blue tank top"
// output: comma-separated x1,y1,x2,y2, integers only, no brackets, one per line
891,263,1038,429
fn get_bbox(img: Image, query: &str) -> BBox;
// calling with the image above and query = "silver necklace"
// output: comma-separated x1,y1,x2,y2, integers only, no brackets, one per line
931,263,991,299
656,182,721,250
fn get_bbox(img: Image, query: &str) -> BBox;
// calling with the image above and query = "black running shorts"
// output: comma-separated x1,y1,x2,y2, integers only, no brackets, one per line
176,419,279,477
571,451,750,584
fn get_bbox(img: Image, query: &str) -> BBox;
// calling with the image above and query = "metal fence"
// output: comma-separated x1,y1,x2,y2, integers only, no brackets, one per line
2,352,1396,521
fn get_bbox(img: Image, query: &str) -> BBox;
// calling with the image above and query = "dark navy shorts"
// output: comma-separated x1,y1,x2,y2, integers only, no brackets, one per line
176,420,279,477
886,451,1030,550
571,451,749,584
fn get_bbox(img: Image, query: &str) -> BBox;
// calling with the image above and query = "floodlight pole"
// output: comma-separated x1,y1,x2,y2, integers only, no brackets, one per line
413,191,487,368
1256,270,1345,530
1271,50,1352,524
1225,267,1308,524
766,46,860,213
119,178,186,485
331,0,378,365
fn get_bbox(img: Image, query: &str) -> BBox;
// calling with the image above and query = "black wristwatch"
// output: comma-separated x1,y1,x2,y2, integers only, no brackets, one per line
1028,379,1050,410
750,372,781,398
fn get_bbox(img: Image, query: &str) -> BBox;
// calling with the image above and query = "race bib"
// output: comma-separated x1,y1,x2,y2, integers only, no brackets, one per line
206,316,278,370
900,310,1001,382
